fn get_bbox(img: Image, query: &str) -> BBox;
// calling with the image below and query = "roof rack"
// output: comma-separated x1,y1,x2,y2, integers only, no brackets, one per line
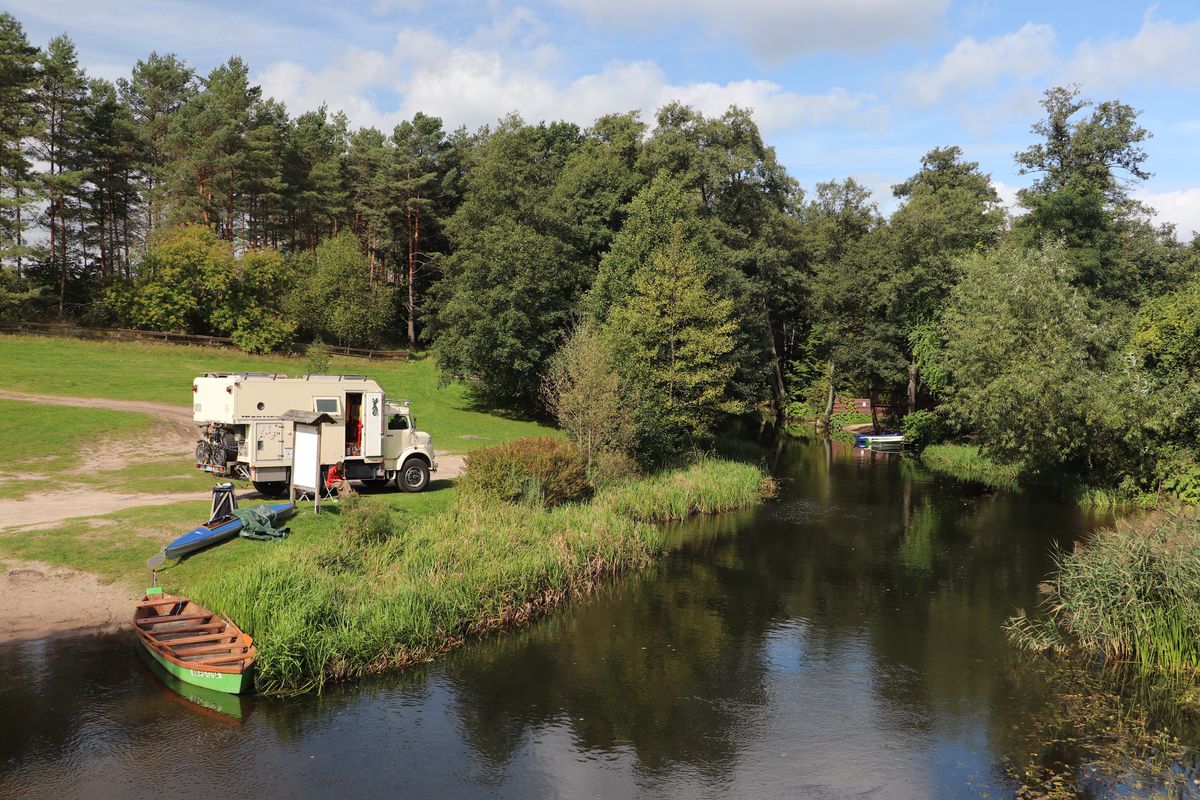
301,374,368,381
205,372,288,379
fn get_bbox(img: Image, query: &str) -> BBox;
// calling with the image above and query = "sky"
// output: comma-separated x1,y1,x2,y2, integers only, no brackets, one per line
9,0,1200,235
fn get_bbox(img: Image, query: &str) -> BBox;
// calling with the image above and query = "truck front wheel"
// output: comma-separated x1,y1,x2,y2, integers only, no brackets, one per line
398,458,429,492
253,480,290,498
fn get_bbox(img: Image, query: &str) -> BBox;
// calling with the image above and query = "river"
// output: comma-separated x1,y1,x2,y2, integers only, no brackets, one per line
2,437,1197,799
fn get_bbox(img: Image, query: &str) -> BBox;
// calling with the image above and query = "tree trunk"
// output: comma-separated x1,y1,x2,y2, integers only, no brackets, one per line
764,305,787,420
98,203,108,281
907,360,918,415
407,207,419,346
822,359,835,431
15,193,21,277
58,200,67,318
146,172,154,240
869,386,880,434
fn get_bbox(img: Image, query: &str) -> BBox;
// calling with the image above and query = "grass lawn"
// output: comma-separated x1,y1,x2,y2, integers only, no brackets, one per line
0,480,460,591
0,334,553,451
0,398,218,499
0,398,155,472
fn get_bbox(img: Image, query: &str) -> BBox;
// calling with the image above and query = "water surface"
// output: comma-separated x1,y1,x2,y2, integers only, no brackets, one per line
1,438,1190,798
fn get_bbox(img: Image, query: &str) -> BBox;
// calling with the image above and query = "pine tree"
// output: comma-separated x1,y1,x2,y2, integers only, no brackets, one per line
240,97,287,248
31,35,87,316
283,105,346,250
0,13,40,272
117,52,195,241
165,57,262,241
392,112,450,345
345,126,394,285
79,78,140,281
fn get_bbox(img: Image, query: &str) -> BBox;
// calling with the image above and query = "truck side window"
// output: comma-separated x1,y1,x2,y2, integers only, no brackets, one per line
388,414,409,431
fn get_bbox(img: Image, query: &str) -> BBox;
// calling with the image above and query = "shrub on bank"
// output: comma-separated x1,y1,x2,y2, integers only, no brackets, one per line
901,410,945,452
1007,513,1200,675
459,436,589,507
184,457,770,694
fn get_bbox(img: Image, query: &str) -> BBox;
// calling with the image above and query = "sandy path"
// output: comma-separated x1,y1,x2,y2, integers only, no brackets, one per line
437,453,465,480
0,489,201,532
0,559,133,642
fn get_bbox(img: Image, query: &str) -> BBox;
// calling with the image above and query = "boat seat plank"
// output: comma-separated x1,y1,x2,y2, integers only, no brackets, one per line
140,621,225,636
136,597,189,608
173,642,248,657
194,654,250,666
136,613,212,626
153,631,231,646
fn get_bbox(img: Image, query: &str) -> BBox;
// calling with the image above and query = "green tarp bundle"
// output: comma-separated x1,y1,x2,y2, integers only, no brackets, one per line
233,505,291,541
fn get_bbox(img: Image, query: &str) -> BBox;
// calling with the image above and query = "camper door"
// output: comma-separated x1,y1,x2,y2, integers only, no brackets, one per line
362,391,384,457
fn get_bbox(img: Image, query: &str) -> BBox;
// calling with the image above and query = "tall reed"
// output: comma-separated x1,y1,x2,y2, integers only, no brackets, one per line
1006,513,1200,675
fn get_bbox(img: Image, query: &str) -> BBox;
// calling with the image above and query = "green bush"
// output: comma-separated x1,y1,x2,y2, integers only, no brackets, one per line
588,449,639,488
460,436,589,507
232,313,296,354
304,337,331,373
1160,457,1200,504
902,410,945,452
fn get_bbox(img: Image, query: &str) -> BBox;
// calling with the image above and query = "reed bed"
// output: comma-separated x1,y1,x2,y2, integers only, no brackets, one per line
184,458,769,694
1007,513,1200,675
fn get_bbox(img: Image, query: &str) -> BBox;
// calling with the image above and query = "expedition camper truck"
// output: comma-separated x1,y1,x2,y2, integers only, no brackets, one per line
192,373,437,497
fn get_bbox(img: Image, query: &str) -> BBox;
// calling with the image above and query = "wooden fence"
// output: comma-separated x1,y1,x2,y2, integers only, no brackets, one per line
0,320,411,361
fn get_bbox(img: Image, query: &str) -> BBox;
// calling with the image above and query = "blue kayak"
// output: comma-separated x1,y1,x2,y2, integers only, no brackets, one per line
162,502,296,561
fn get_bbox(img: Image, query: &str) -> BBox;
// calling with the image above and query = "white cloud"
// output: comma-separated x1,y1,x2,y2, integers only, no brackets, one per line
556,0,950,62
992,179,1023,216
1136,187,1200,240
901,23,1057,106
254,15,876,137
1063,12,1200,91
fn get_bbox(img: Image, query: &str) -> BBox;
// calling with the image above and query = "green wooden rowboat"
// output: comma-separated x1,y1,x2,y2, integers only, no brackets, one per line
133,588,256,695
135,644,252,721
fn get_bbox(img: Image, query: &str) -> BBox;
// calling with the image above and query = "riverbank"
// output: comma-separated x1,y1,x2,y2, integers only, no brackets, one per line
0,559,134,641
918,443,1020,490
171,458,772,694
918,443,1161,508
